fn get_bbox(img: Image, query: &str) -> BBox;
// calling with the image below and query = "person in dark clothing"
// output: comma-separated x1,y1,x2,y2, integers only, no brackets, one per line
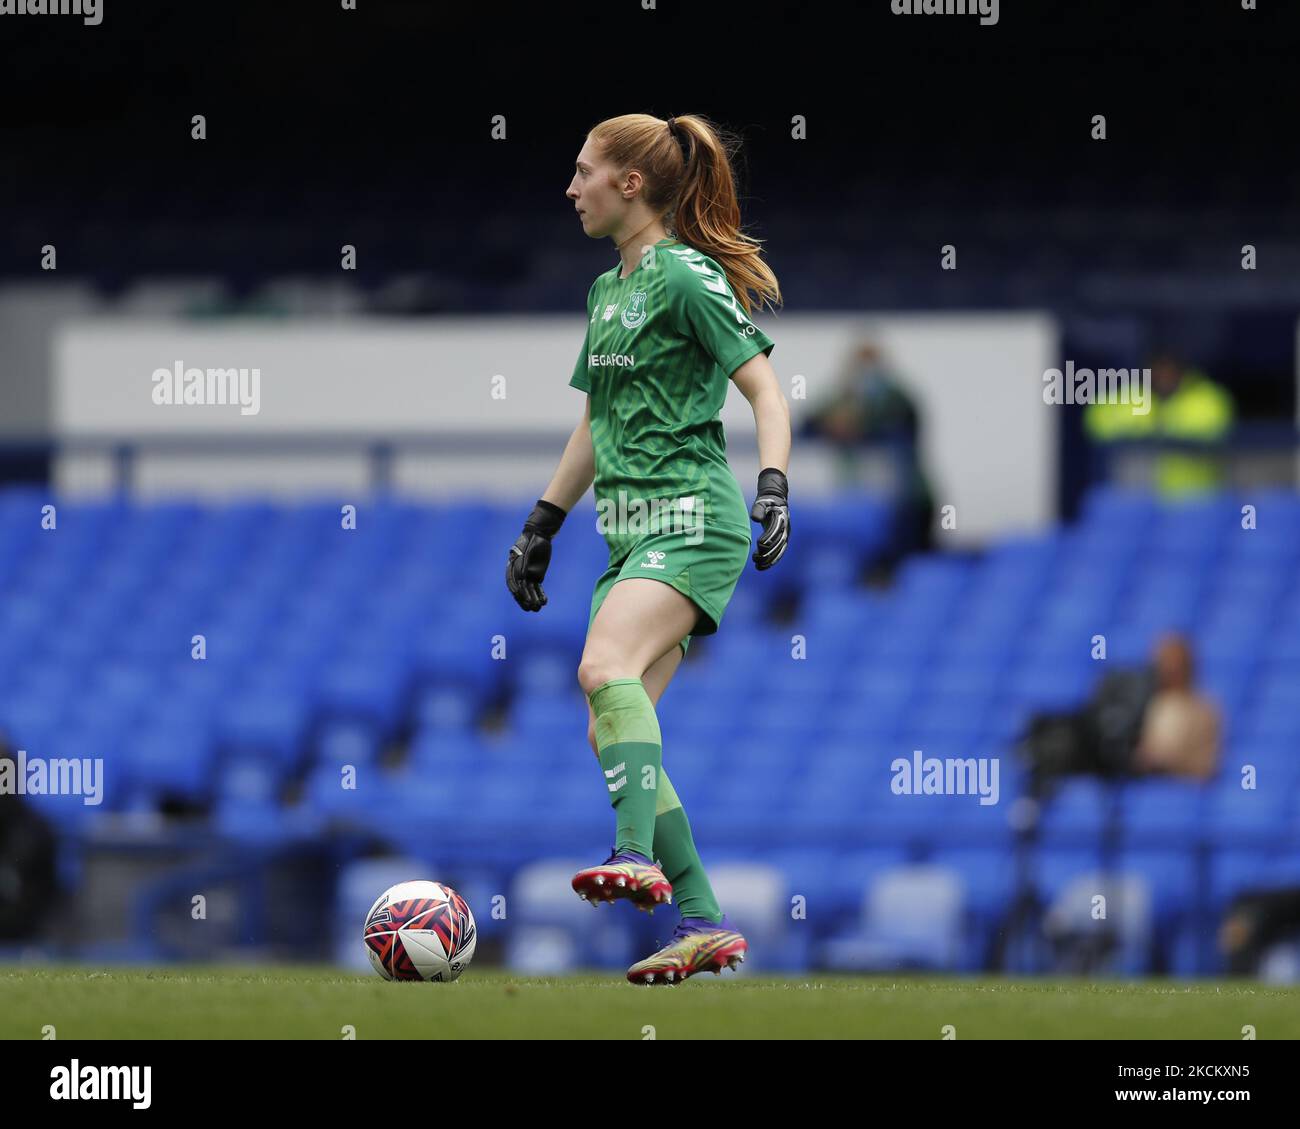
0,739,59,941
801,341,936,560
1219,888,1300,976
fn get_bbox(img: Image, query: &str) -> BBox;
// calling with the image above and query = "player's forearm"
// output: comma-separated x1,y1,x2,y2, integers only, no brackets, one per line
751,386,791,474
541,417,596,512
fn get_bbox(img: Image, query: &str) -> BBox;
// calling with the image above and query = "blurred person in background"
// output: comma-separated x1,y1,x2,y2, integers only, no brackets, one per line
1219,886,1300,976
801,341,935,560
1084,349,1235,497
1020,632,1219,785
1130,633,1220,781
0,739,58,942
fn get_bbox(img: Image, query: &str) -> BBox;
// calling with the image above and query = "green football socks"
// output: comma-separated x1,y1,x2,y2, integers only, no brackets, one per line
652,769,723,923
589,678,663,861
588,677,722,923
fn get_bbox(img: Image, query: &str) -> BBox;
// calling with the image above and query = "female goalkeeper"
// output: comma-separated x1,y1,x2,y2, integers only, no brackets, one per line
506,113,790,985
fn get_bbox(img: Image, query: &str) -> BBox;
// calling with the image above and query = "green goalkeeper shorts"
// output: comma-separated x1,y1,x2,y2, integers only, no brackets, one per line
587,523,753,657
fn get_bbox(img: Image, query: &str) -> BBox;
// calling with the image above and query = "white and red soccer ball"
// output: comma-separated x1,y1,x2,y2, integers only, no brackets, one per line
363,880,477,982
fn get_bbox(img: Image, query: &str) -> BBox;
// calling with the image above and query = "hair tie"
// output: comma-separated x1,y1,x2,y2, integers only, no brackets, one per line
666,117,689,162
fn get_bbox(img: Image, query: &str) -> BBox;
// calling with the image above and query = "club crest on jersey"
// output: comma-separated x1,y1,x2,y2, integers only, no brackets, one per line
620,290,649,330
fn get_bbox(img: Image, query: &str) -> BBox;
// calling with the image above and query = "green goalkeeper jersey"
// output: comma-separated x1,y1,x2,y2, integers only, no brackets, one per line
569,237,775,561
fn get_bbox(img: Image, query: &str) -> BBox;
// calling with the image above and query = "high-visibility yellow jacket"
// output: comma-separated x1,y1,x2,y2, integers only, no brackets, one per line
1084,370,1234,496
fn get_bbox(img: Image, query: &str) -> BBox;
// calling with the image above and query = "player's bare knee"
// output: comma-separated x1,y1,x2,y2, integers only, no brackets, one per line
577,655,623,696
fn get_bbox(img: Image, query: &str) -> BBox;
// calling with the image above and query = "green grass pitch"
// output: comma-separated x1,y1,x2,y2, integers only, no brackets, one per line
2,966,1298,1039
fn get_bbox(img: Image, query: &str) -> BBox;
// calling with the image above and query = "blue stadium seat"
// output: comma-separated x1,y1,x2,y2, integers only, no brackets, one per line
1203,782,1294,848
819,864,966,971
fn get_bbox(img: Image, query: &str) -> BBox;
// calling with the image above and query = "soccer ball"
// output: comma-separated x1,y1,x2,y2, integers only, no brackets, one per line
363,880,477,982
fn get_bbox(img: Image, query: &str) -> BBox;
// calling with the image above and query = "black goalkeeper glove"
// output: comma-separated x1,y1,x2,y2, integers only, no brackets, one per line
749,467,789,570
506,499,567,612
